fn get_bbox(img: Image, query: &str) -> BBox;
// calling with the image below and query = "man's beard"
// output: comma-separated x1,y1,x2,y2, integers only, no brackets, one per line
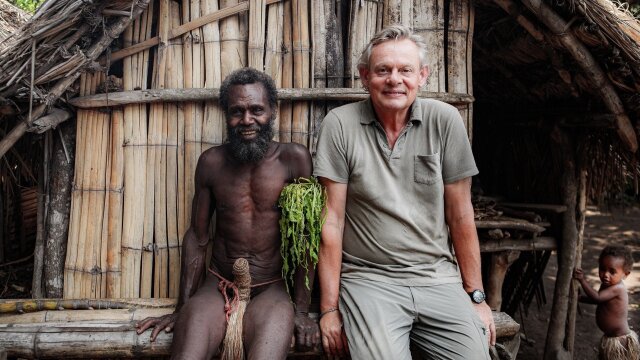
227,119,274,164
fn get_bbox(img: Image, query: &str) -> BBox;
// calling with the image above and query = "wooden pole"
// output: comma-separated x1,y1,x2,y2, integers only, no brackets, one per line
69,88,474,108
566,168,587,352
543,128,577,360
324,0,344,92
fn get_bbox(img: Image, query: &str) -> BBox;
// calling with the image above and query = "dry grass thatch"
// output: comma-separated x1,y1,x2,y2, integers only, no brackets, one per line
0,1,28,50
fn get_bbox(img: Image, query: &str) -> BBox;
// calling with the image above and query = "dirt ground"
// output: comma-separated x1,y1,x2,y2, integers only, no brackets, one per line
515,205,640,360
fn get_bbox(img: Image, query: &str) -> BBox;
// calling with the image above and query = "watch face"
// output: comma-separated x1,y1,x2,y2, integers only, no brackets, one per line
472,290,485,303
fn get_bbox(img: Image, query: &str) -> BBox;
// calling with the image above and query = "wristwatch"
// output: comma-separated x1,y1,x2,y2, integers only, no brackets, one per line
468,289,486,304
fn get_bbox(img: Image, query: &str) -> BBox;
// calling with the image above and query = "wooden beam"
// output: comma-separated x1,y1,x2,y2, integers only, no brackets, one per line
0,308,519,358
68,88,475,108
479,236,556,252
475,219,546,233
518,0,638,152
26,109,73,134
499,202,567,213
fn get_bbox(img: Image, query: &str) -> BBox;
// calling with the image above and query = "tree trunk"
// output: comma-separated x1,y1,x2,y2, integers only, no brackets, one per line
44,121,76,298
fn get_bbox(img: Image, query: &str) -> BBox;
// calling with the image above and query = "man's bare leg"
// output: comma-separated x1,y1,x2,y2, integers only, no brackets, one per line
243,282,295,360
171,275,227,360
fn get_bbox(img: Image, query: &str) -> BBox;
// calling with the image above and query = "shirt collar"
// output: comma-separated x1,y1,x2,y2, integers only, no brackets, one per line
359,97,424,125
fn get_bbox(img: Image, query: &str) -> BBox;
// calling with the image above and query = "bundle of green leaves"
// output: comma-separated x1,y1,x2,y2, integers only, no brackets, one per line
278,177,326,291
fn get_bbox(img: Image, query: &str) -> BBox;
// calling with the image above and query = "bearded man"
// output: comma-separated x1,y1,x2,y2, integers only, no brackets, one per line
136,67,319,359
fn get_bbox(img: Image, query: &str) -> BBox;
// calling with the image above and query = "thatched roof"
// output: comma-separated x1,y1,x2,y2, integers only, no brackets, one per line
0,0,637,199
0,0,28,50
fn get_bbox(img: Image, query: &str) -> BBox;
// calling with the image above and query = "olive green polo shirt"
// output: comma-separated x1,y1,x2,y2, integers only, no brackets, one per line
313,98,478,286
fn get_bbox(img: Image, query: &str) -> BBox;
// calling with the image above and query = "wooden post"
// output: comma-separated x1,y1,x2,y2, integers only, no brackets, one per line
544,128,576,360
566,168,587,353
45,121,73,298
486,250,521,311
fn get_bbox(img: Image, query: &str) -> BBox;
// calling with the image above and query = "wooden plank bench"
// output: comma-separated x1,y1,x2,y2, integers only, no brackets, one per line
0,307,520,359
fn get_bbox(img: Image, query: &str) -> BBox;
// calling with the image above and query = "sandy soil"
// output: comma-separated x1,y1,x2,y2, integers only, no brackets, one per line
516,206,640,360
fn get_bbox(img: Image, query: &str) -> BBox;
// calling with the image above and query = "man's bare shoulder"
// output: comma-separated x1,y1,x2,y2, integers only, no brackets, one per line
198,145,227,166
275,142,311,162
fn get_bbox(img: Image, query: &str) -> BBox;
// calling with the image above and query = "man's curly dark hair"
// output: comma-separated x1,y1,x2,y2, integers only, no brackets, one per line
599,245,634,273
219,67,278,116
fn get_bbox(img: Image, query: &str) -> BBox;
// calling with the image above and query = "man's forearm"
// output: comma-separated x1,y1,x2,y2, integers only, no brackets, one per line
450,219,484,291
177,229,207,310
318,224,343,311
293,256,315,314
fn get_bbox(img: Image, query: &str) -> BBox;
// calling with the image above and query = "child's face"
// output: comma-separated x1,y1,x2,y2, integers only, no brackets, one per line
598,255,629,287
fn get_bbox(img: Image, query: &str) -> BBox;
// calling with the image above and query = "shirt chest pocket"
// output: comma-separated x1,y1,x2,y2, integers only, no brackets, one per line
414,154,442,185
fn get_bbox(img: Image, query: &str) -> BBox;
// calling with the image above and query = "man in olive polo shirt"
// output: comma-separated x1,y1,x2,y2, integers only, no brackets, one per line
314,25,495,359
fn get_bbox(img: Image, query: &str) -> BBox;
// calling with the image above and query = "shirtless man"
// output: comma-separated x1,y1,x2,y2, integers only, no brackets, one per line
574,245,638,359
136,67,319,359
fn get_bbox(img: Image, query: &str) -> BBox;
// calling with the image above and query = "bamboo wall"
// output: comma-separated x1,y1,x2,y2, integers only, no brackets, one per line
63,0,474,299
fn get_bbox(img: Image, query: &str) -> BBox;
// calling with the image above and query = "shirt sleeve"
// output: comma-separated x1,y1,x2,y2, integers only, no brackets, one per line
440,107,478,184
313,110,349,183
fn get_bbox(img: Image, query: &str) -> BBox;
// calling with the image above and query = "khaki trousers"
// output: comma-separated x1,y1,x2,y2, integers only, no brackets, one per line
340,279,490,360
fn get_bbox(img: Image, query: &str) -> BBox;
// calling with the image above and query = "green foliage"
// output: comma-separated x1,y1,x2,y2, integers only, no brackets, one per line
278,177,326,292
11,0,44,13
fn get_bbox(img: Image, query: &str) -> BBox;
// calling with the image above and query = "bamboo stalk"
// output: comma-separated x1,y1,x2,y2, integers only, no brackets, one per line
170,1,187,270
310,0,326,153
201,0,224,153
151,0,170,299
106,107,124,299
121,7,151,298
414,0,446,92
183,0,202,249
130,3,154,299
279,0,293,143
76,73,97,298
264,1,284,141
248,0,267,69
63,74,87,299
95,73,110,299
447,0,473,134
151,11,169,295
291,0,311,146
220,0,247,77
324,0,343,91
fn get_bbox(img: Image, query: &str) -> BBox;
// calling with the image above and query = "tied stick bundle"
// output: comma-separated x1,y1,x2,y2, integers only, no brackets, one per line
278,177,326,290
221,258,251,360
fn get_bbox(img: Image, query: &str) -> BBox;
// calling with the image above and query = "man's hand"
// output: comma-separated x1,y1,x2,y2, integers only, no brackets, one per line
294,313,320,351
320,310,349,357
135,313,179,342
474,302,496,346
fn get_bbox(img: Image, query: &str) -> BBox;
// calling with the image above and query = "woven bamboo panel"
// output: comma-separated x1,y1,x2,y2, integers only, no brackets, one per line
64,0,473,298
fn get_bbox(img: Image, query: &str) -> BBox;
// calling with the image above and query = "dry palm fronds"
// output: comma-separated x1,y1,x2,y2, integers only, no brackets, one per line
567,0,640,75
0,0,28,50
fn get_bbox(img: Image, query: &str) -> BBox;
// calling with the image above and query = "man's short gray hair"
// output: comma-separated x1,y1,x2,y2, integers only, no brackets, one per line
357,24,429,71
